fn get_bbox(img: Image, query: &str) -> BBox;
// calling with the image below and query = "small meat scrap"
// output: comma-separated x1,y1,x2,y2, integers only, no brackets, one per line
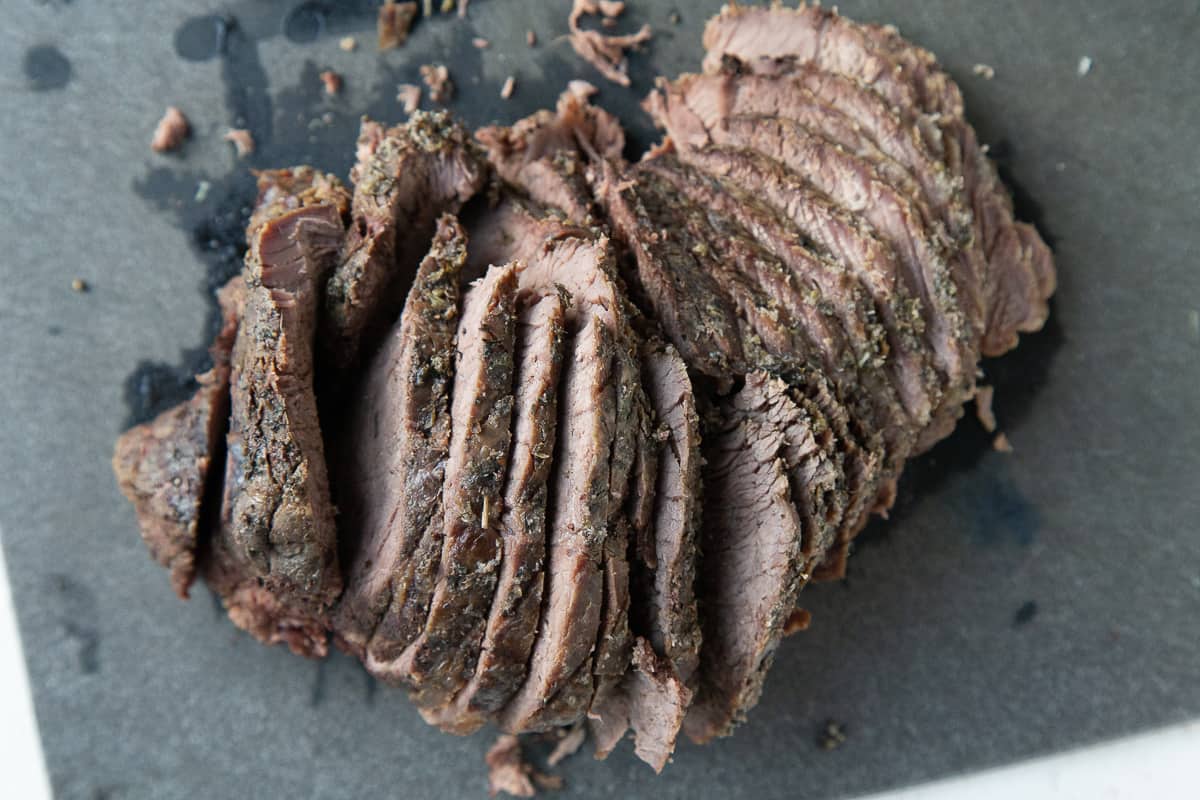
526,30,537,47
339,36,358,52
568,0,652,87
546,724,587,767
420,63,453,103
223,128,255,158
397,83,422,114
70,278,88,293
993,432,1013,453
500,75,516,99
151,106,189,153
485,735,536,798
783,608,812,636
972,63,995,80
320,70,342,95
378,0,418,50
473,37,490,49
974,385,997,433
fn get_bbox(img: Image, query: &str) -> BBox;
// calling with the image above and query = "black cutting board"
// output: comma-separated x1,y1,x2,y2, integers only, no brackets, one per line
2,1,1198,798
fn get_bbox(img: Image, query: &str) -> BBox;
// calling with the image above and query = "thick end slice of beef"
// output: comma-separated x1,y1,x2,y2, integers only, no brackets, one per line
207,168,348,657
382,262,518,707
332,215,466,662
684,402,806,744
113,277,244,599
323,112,486,370
500,313,615,734
425,289,567,733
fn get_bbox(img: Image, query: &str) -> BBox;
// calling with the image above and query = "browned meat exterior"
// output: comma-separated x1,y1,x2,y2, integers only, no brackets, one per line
501,314,615,734
113,277,243,599
591,160,747,386
387,263,518,708
477,83,624,223
426,290,567,733
204,168,348,657
685,394,805,744
332,215,466,663
700,2,1054,360
322,112,485,369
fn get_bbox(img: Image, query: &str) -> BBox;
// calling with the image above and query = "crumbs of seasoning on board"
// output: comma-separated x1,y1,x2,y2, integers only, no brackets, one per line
817,720,847,751
151,106,189,153
223,128,255,157
669,11,681,25
339,36,358,52
320,70,342,95
70,278,89,293
194,180,211,203
378,1,418,51
972,63,995,80
500,76,516,99
397,83,421,114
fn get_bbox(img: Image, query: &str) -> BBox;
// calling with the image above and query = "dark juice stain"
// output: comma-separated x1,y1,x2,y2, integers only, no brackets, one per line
283,2,330,44
23,44,72,91
1013,600,1038,626
174,15,235,62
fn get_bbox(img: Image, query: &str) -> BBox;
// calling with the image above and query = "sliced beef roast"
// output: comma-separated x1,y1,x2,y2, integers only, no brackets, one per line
332,215,466,664
206,168,349,657
700,2,1054,361
500,313,615,734
322,112,485,370
113,276,243,599
591,160,748,386
674,144,941,429
426,289,567,733
684,392,806,744
591,340,702,768
386,263,518,708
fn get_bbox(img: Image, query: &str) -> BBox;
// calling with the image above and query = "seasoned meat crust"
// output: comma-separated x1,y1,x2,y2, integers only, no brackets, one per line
207,167,349,657
333,215,468,665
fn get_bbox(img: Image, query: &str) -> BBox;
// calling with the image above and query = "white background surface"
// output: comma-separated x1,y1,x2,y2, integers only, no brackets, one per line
2,537,1195,800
